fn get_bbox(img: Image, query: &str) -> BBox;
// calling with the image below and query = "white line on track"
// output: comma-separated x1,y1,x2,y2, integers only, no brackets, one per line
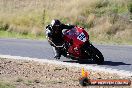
0,54,132,78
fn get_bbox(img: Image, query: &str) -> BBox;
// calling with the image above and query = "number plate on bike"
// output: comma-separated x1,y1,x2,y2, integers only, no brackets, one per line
77,32,86,42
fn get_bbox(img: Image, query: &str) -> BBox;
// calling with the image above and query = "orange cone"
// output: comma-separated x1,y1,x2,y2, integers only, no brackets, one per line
81,68,89,77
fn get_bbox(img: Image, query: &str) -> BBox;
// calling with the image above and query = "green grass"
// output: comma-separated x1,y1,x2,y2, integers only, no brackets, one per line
0,31,45,40
90,36,132,45
24,80,33,86
0,82,15,88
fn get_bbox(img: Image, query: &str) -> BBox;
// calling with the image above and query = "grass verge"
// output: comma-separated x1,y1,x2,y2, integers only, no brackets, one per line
0,31,45,40
0,0,131,44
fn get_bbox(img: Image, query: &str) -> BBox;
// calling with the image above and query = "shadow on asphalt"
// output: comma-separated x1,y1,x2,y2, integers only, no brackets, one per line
103,61,131,66
63,60,131,66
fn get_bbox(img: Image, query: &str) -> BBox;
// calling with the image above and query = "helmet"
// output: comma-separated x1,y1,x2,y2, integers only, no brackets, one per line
51,19,61,32
51,19,61,27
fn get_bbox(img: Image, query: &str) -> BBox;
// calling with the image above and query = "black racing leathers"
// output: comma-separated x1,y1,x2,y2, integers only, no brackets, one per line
45,24,74,59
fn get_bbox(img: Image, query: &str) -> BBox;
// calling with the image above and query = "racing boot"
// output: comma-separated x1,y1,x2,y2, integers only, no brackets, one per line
54,55,60,59
52,47,61,59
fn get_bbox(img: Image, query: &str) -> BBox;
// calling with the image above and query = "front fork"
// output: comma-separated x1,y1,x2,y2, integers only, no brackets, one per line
81,40,95,58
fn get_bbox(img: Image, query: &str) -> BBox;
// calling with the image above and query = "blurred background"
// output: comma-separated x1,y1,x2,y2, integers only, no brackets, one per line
0,0,131,44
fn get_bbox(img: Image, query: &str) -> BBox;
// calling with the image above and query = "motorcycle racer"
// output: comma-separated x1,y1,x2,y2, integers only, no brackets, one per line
45,19,74,59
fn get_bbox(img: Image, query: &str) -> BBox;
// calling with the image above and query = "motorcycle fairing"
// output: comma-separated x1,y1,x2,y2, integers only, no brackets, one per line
63,26,89,58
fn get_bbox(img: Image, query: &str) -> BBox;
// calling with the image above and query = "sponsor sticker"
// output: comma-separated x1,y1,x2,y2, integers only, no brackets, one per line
79,68,131,86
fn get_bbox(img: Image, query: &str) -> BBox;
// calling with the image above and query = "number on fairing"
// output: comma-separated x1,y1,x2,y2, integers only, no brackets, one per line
77,32,86,42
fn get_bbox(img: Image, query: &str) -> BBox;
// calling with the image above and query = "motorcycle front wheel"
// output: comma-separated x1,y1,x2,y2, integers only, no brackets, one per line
89,45,104,65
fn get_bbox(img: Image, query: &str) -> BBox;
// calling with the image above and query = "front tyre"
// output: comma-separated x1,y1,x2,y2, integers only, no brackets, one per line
90,45,104,65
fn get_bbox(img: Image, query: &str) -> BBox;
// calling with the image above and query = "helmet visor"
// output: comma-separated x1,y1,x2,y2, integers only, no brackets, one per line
53,25,60,30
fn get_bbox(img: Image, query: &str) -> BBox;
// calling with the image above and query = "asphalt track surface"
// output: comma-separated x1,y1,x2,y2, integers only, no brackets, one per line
0,38,132,72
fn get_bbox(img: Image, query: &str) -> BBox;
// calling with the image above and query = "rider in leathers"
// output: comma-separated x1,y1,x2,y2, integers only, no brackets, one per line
45,19,74,59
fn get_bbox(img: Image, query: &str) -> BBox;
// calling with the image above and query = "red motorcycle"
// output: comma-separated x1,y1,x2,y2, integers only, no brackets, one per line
49,26,104,65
